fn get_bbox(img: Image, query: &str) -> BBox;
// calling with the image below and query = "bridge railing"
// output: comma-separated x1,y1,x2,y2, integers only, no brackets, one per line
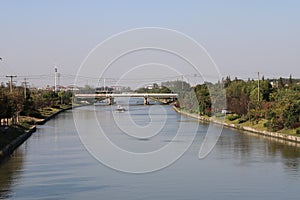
74,93,178,98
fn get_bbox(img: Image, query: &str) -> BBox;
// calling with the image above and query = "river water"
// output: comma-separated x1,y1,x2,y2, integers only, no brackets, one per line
1,104,300,200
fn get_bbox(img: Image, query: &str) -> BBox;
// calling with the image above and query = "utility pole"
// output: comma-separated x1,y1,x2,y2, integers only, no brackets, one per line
54,66,58,92
58,72,61,86
257,72,260,102
6,75,17,93
181,75,184,90
104,78,106,92
22,78,29,99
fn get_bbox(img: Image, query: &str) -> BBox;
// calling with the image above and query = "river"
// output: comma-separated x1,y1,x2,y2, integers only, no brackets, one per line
1,104,300,200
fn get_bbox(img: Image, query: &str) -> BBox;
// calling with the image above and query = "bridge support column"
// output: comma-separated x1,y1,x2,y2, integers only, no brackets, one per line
107,97,114,105
144,97,149,105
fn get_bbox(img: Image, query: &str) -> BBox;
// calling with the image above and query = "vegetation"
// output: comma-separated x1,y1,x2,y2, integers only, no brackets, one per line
157,77,300,135
135,83,171,93
1,75,300,149
0,84,73,127
0,84,73,149
0,81,75,154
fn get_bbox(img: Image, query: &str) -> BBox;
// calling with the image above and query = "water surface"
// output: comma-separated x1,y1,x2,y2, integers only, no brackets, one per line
0,105,300,200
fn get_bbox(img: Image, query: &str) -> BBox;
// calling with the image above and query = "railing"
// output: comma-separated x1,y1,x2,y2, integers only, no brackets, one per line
75,93,178,98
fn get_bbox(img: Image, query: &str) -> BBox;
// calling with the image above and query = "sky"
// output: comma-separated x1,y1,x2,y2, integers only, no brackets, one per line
0,0,299,88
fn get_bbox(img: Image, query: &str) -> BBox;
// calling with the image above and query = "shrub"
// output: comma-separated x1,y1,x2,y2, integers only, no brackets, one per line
227,114,239,121
290,122,300,129
28,111,43,119
264,121,270,128
265,110,276,120
269,118,284,132
238,115,249,124
296,128,300,134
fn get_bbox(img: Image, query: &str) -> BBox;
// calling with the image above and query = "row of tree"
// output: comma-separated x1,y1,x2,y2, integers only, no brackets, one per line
0,84,72,125
2,76,299,132
160,77,300,132
223,76,300,131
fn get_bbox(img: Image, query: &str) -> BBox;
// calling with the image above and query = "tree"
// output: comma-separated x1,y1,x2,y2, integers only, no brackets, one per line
278,77,284,88
224,76,231,88
289,74,293,86
226,80,250,115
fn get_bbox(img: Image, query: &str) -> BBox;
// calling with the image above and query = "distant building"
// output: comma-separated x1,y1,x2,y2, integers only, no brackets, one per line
45,85,79,92
144,83,159,90
145,84,153,90
66,85,80,91
111,86,129,92
270,81,278,88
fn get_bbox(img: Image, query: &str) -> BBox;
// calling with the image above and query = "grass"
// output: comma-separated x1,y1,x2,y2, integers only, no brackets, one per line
38,104,73,117
223,114,300,136
201,113,300,137
38,107,60,117
241,119,269,131
279,129,299,135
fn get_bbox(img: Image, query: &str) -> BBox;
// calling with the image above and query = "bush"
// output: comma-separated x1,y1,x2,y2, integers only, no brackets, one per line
227,114,239,121
238,115,249,124
269,118,284,132
290,122,300,129
28,111,43,118
51,105,61,109
264,121,270,128
265,110,276,120
296,128,300,134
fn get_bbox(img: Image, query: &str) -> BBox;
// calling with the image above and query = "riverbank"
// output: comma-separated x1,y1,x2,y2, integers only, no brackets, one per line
0,105,77,163
173,106,300,143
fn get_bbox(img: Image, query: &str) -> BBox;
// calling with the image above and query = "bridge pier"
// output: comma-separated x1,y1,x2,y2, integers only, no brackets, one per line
107,97,114,105
144,97,149,105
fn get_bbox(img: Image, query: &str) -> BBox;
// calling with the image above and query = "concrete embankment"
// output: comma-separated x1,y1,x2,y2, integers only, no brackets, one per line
173,106,300,143
0,126,36,163
0,106,76,163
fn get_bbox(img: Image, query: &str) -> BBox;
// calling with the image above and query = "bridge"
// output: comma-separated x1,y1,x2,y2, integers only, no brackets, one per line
74,93,178,105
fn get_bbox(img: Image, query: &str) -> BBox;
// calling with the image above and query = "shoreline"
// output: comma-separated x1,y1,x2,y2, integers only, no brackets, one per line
0,105,77,163
173,106,300,144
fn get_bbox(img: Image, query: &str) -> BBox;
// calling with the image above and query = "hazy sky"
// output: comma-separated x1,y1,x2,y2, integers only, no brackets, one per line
0,0,299,87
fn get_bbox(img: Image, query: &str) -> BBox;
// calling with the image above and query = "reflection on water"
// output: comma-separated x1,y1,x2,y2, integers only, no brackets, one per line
0,149,24,200
216,128,300,172
0,105,299,200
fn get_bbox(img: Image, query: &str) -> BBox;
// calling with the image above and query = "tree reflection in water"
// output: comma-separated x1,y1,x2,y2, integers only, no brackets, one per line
216,127,300,172
0,149,24,200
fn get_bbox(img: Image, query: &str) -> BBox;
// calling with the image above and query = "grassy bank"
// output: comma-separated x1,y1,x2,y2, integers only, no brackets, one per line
18,104,74,129
174,107,300,143
223,114,300,136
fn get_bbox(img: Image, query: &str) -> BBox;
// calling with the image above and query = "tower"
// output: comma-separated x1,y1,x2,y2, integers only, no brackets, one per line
54,67,58,92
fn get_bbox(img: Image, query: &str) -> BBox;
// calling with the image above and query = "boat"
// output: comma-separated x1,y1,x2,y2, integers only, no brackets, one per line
116,105,126,112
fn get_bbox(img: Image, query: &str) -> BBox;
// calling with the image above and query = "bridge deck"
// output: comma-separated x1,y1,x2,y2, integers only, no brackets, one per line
75,93,178,98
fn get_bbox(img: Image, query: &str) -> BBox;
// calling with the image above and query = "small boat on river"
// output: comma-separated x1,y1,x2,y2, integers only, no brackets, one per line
116,105,126,112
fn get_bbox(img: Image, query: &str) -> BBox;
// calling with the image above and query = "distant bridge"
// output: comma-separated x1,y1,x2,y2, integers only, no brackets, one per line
74,93,178,105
